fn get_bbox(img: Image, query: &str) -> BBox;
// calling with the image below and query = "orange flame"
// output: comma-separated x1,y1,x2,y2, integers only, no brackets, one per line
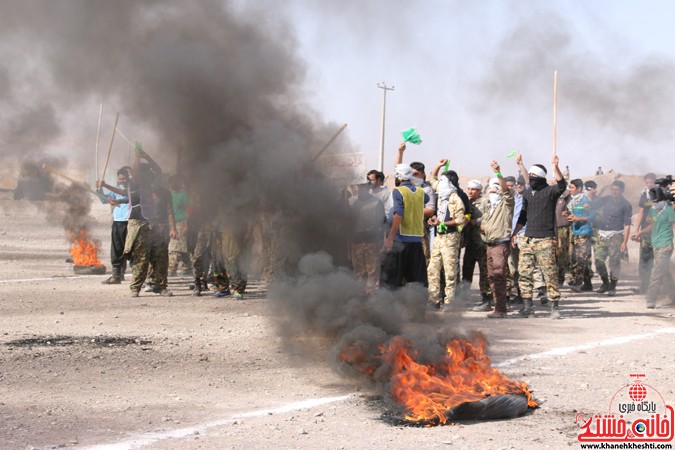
341,333,537,425
68,229,104,267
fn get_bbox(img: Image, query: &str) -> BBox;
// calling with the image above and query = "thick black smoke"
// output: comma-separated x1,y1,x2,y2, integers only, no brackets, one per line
1,2,523,416
0,0,356,260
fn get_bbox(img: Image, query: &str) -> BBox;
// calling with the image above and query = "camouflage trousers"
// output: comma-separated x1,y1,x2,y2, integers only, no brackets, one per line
646,245,675,306
168,220,191,273
350,242,380,293
422,226,431,265
191,226,213,280
206,230,229,291
518,236,560,300
128,219,150,293
509,235,545,296
222,232,247,295
556,225,572,283
147,223,170,290
570,234,592,285
638,236,654,294
594,233,624,282
261,228,289,282
428,232,461,304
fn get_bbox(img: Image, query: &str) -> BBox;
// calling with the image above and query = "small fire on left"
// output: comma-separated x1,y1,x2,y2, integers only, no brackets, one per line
68,228,105,273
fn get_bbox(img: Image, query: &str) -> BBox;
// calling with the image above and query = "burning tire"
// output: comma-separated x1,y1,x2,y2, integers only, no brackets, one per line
73,265,106,275
450,394,530,421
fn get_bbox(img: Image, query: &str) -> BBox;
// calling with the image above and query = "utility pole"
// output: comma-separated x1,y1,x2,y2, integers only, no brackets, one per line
377,82,394,172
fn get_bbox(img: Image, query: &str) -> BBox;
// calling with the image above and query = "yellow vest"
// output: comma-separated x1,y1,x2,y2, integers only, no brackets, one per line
395,185,425,237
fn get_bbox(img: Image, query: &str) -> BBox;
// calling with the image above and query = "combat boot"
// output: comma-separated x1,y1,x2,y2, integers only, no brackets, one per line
607,278,618,297
580,280,593,291
101,275,121,285
101,267,122,285
516,299,534,318
192,278,202,297
550,300,561,320
596,276,610,293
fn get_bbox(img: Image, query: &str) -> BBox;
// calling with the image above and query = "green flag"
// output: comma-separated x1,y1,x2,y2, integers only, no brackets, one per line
506,151,517,158
402,127,422,145
442,160,450,173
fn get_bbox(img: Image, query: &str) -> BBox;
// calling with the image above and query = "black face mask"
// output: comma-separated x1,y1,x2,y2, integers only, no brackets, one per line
530,177,547,191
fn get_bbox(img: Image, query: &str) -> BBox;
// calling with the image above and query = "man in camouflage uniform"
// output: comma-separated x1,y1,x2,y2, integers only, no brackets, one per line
555,189,572,285
462,180,492,309
122,145,176,297
427,159,466,309
191,218,213,297
511,156,567,319
146,180,177,296
592,180,632,296
168,175,191,276
566,179,595,291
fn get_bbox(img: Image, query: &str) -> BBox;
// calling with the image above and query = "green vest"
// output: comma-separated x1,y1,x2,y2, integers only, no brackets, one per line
396,185,425,237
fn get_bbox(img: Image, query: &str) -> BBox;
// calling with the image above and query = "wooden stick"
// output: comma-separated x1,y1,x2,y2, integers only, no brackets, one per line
311,123,348,161
42,165,111,202
553,70,558,156
101,112,120,182
116,128,134,147
95,103,103,179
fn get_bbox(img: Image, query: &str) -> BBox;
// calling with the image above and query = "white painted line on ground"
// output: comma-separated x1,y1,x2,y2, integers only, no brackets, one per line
0,275,91,283
80,394,353,450
495,327,675,368
78,329,675,448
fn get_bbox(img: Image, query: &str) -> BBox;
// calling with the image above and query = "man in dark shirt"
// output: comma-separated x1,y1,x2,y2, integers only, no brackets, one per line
511,155,567,319
592,180,632,296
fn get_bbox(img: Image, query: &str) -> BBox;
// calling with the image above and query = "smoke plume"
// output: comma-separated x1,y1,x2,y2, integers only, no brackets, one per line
1,1,516,420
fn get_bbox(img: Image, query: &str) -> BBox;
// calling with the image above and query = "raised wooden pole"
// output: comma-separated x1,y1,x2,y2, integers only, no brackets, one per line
101,112,120,182
553,70,558,156
95,103,103,179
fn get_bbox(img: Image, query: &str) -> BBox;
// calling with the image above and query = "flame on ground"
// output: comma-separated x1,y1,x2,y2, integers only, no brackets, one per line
340,333,537,425
68,229,104,267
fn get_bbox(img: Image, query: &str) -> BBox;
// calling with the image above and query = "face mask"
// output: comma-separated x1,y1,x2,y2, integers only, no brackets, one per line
653,201,668,211
489,192,501,205
410,176,424,187
530,177,547,190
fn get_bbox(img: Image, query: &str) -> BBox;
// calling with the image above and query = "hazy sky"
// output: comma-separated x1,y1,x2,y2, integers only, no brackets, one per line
281,0,675,177
3,0,674,181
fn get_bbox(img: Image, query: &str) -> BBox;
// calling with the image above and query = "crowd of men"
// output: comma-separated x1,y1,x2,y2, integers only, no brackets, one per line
95,142,675,317
348,144,675,319
96,144,255,300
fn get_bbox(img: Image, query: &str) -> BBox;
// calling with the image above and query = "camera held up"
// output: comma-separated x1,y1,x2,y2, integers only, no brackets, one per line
648,175,674,202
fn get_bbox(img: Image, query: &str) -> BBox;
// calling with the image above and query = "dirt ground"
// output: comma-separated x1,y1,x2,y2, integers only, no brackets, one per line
0,192,674,450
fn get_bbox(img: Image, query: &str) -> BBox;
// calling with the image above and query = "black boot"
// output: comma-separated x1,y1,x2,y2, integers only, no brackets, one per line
608,278,618,296
596,276,610,293
516,299,534,318
192,278,202,297
581,280,593,291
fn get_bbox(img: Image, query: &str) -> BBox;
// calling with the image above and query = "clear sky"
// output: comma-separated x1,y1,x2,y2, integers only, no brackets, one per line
280,0,675,178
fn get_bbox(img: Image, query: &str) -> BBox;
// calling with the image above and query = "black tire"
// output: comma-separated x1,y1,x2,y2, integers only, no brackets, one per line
73,265,107,275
